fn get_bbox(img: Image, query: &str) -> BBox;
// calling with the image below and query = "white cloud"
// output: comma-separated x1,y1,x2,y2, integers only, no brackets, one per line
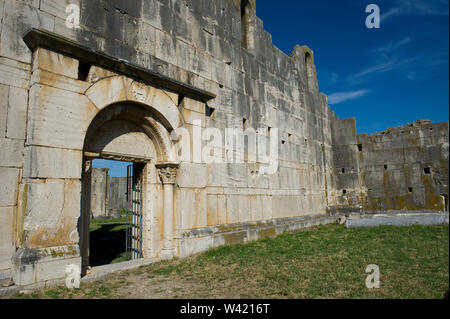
327,90,371,105
346,55,422,84
381,0,449,22
377,38,411,53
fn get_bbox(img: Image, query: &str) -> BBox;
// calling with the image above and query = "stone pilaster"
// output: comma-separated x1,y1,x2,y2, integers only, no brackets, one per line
155,163,179,259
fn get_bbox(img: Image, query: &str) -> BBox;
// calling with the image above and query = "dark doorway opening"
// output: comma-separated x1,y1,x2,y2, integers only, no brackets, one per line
81,159,145,270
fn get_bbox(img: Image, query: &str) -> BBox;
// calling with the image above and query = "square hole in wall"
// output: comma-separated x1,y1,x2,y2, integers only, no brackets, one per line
384,165,388,171
357,144,363,152
424,167,431,174
206,105,215,119
343,189,347,195
243,118,248,129
408,187,413,193
341,168,345,173
78,61,92,81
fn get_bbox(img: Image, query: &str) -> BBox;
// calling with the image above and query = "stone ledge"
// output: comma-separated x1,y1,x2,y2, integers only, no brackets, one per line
346,212,449,228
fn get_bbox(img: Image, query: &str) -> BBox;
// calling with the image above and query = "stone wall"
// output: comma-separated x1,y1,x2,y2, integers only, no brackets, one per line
331,118,449,213
0,0,447,286
90,168,127,218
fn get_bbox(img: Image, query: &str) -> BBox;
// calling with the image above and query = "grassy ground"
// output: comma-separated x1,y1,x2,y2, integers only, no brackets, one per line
7,224,449,299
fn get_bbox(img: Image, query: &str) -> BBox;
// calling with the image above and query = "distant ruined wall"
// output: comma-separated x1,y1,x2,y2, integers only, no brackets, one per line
91,168,128,218
331,118,449,213
90,168,108,219
108,177,128,215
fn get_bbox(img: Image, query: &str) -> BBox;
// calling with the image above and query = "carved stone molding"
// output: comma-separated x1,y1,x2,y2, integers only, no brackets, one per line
156,163,179,185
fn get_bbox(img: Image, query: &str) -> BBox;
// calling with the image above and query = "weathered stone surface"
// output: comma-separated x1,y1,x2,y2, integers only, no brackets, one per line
0,207,14,270
0,138,24,167
0,57,30,89
346,212,449,228
0,0,54,63
0,84,8,136
6,86,28,139
32,48,79,79
23,179,81,248
24,146,82,179
0,168,19,206
27,84,98,150
40,0,81,21
176,162,206,188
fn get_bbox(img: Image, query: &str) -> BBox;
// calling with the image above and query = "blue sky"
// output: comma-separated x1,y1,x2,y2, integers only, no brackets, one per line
93,159,130,177
256,0,449,134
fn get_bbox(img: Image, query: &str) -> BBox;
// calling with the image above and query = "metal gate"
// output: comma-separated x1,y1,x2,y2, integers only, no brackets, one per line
126,164,143,260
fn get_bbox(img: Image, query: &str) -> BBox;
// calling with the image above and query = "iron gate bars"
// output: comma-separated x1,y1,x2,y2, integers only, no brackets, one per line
126,164,143,260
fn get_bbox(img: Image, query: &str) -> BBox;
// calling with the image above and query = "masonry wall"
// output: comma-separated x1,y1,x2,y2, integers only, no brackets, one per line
358,120,449,212
331,118,449,213
0,0,448,285
90,168,128,218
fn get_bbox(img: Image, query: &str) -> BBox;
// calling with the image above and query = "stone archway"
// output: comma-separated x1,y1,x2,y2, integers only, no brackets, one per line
79,102,180,273
14,71,181,286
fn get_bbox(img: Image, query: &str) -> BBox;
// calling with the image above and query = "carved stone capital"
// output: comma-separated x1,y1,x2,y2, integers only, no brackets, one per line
155,163,179,185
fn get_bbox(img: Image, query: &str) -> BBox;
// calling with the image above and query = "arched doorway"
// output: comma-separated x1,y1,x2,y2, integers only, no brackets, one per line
79,102,176,274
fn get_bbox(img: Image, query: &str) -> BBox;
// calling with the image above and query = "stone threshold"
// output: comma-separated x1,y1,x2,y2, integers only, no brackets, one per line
0,257,163,297
81,257,162,283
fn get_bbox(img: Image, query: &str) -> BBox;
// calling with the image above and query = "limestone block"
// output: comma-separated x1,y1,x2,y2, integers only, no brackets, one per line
23,179,81,248
182,108,205,126
136,22,156,56
0,207,14,270
54,16,78,40
24,146,82,179
0,0,54,63
179,236,213,258
40,0,81,21
0,138,24,167
86,65,118,84
261,196,273,220
0,84,8,136
207,163,248,188
250,196,263,221
176,188,207,230
206,194,218,226
217,194,227,224
177,162,206,188
31,69,91,93
224,194,238,224
0,168,19,206
32,48,79,79
181,98,205,114
6,86,28,139
272,195,298,219
27,85,98,150
36,256,81,283
85,76,181,130
0,57,31,89
237,195,251,223
154,28,177,66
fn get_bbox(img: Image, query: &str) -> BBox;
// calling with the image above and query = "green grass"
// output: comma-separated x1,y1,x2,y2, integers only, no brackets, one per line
145,224,449,298
7,224,449,299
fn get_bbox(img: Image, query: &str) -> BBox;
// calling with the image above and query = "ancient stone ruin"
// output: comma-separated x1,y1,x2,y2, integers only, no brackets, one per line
0,0,448,288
